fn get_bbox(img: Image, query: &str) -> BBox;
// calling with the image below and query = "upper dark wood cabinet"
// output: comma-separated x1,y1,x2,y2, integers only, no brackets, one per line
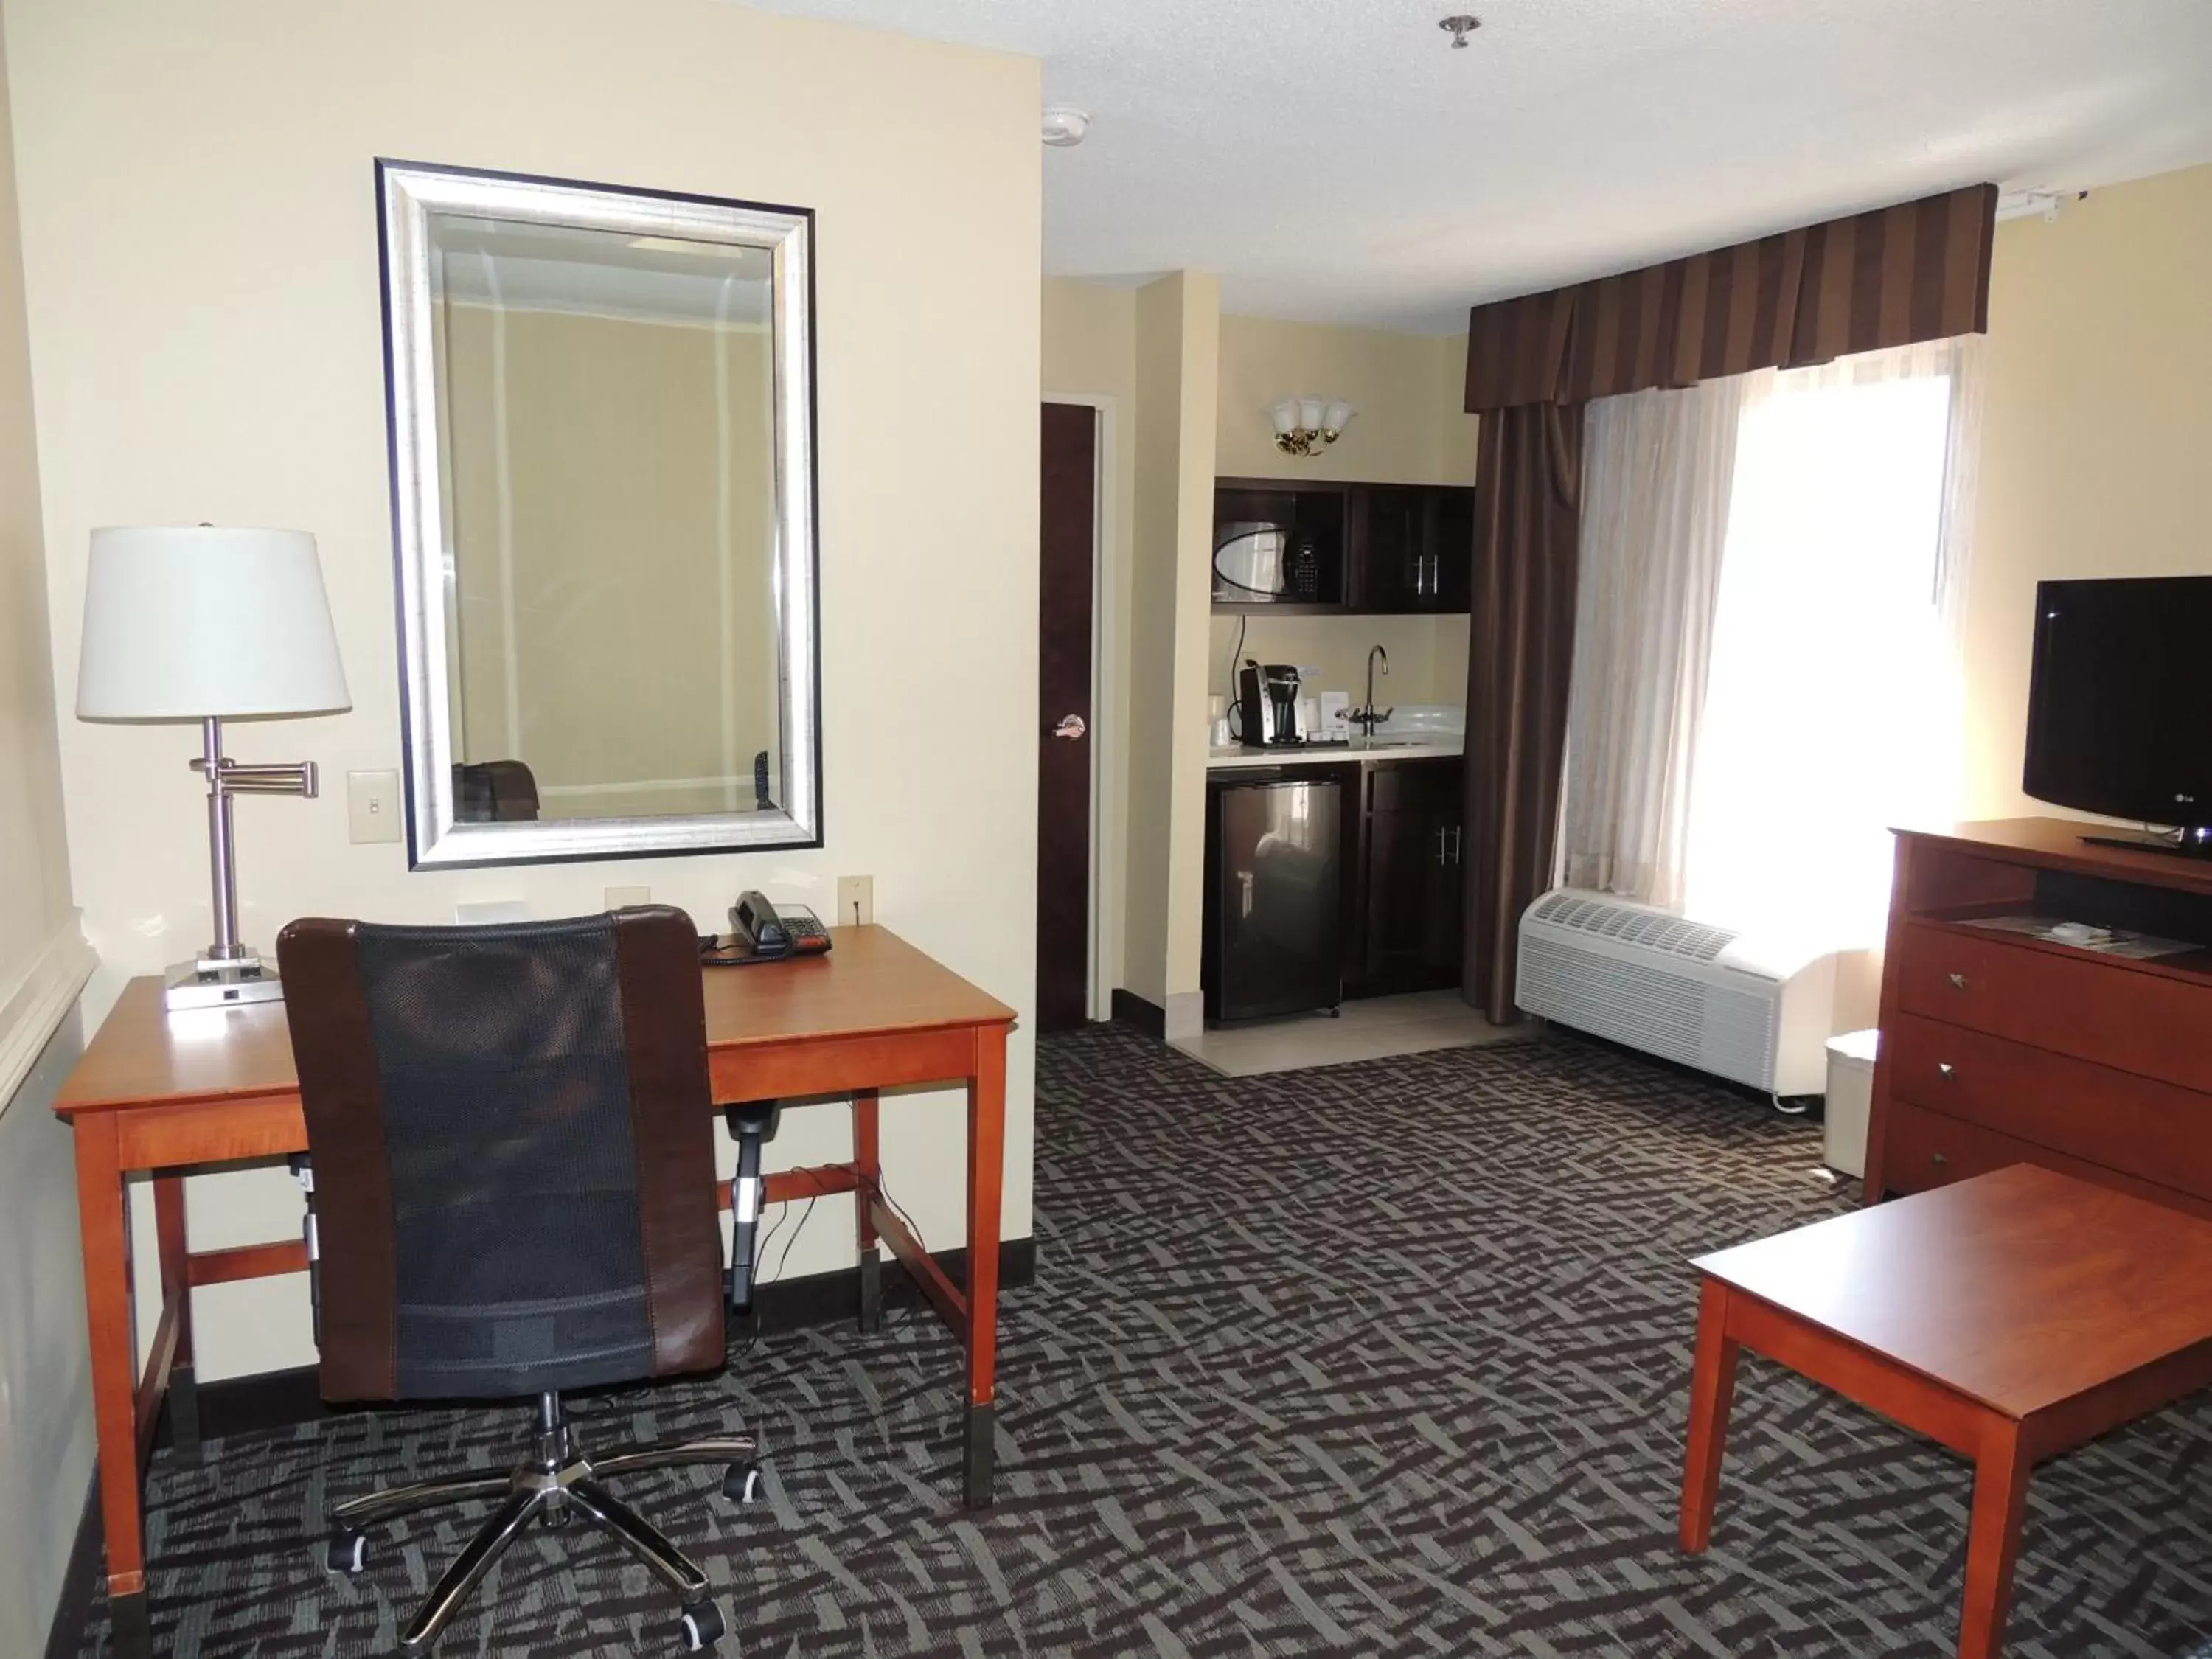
1210,477,1350,613
1211,477,1474,616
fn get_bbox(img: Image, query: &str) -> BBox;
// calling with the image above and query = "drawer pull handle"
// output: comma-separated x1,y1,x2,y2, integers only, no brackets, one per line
1947,973,1969,990
1930,1151,1949,1166
1937,1062,1957,1079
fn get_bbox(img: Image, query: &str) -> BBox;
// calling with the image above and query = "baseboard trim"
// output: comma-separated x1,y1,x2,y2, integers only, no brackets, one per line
1110,988,1166,1038
41,1472,101,1659
153,1237,1037,1446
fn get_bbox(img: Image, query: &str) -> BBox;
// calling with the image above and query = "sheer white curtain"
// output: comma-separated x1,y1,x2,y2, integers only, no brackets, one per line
1683,335,1986,944
1559,375,1746,907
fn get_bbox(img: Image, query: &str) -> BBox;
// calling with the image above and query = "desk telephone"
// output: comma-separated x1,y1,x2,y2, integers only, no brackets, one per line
702,891,832,965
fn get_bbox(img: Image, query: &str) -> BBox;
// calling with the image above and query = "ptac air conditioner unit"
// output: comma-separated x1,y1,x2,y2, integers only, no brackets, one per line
1515,888,1874,1096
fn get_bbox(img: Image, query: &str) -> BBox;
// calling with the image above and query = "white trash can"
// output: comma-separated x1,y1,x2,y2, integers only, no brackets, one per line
1824,1028,1879,1177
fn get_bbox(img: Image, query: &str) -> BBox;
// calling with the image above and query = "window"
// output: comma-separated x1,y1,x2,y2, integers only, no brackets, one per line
1683,341,1974,945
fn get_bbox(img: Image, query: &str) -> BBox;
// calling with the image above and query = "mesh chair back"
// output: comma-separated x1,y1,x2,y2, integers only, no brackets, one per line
276,908,724,1402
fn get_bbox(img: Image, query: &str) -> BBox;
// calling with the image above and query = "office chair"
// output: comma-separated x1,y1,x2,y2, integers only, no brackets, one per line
452,758,541,821
276,907,758,1653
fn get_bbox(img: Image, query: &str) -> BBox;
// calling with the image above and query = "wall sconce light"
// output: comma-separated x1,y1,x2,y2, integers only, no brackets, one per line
1270,397,1355,457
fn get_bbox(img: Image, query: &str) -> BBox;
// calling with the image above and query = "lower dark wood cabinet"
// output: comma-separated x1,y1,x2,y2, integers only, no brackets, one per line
1346,757,1464,998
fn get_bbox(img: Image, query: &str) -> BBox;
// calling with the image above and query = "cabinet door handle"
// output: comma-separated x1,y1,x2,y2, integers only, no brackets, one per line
1448,825,1463,863
1947,972,1969,990
1434,827,1447,866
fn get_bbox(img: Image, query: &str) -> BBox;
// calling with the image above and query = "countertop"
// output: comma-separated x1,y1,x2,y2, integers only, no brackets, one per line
1207,737,1464,771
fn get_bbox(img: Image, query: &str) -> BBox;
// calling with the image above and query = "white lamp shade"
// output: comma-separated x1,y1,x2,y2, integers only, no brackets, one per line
1323,400,1355,432
77,526,351,721
1270,398,1300,434
1298,397,1325,431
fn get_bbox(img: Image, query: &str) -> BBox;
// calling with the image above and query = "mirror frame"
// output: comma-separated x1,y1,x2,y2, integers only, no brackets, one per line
377,159,822,869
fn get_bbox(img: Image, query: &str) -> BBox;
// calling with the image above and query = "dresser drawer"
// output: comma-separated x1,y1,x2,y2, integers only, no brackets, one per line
1893,924,2212,1093
1887,1012,2212,1195
1881,1099,2212,1220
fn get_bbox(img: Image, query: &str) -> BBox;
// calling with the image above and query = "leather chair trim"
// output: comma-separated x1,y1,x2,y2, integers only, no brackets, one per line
611,908,726,1377
274,918,402,1401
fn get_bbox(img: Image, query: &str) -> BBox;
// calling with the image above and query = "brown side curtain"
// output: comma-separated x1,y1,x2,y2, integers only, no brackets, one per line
1463,401,1583,1022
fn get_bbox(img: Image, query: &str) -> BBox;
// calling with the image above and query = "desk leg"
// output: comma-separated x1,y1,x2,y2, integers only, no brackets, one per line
1957,1422,2031,1659
153,1175,200,1466
852,1091,882,1333
962,1027,1006,1509
1680,1277,1739,1554
74,1116,152,1658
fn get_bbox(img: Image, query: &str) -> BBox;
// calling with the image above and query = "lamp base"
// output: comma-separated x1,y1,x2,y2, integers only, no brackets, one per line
164,957,285,1011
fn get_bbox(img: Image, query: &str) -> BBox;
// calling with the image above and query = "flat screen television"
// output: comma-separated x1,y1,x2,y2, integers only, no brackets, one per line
2024,575,2212,855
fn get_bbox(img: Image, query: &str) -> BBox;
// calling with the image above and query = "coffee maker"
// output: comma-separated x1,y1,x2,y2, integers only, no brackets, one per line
1237,660,1304,748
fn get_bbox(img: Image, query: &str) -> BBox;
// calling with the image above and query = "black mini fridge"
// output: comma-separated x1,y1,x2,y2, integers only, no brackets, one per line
1203,774,1343,1023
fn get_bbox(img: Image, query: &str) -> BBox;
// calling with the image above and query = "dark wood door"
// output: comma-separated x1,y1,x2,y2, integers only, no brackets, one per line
1037,402,1098,1032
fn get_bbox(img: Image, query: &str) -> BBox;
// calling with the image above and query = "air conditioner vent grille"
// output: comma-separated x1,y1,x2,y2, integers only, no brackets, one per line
1526,891,1735,962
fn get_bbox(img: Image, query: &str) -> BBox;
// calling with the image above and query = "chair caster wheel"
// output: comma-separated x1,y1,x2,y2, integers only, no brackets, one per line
325,1528,369,1574
721,1460,762,1504
679,1600,726,1652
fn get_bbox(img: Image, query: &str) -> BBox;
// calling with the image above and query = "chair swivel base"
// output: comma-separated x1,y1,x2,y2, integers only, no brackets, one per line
324,1397,761,1653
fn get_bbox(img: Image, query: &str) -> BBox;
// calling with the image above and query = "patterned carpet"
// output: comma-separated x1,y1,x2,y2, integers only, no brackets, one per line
76,1023,2212,1658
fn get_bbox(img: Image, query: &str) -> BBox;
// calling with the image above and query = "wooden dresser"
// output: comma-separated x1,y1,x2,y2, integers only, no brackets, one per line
1867,819,2212,1217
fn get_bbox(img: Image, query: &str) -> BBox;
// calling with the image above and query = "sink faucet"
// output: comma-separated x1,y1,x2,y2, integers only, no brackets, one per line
1354,645,1393,737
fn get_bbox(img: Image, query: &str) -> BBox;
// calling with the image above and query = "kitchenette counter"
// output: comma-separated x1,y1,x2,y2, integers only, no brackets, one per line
1208,737,1464,771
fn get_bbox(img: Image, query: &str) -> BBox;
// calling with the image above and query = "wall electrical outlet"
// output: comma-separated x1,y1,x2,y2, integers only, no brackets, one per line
835,875,874,928
347,770,403,844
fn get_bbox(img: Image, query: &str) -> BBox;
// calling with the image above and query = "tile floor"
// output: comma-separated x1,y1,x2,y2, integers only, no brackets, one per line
1170,988,1543,1077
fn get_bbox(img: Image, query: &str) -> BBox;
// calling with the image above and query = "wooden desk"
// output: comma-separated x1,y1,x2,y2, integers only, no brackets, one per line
1680,1165,2212,1658
54,924,1016,1659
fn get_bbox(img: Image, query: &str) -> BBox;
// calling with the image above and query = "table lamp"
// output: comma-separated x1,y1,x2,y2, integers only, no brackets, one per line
76,526,351,1009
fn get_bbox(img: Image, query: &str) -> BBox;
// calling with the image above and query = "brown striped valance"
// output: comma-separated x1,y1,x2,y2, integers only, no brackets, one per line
1464,182,1997,411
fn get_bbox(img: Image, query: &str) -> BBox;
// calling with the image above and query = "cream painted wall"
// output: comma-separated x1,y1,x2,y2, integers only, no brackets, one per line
1209,613,1467,716
1041,278,1137,1004
1963,164,2212,819
8,0,1041,1381
1123,271,1219,1019
1215,314,1478,485
1211,314,1478,737
0,11,96,1648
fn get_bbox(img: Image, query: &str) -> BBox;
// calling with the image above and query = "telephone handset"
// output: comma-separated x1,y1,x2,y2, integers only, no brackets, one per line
726,891,831,960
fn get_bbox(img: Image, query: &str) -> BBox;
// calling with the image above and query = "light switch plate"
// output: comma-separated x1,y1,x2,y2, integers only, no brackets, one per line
347,770,403,844
604,885,651,909
835,874,874,927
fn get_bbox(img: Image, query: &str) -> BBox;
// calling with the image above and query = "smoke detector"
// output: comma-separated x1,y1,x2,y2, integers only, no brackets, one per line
1042,107,1091,147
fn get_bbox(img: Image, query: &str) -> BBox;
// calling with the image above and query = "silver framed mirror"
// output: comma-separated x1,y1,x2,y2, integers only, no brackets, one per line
378,159,821,869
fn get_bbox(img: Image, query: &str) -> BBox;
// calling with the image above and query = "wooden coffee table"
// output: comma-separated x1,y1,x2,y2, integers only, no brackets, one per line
1680,1164,2212,1658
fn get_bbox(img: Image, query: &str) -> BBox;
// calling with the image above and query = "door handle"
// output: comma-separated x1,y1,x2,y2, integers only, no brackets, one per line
1937,1062,1956,1080
1947,972,1968,990
1930,1150,1949,1166
1051,714,1087,741
1238,869,1254,919
1448,825,1462,863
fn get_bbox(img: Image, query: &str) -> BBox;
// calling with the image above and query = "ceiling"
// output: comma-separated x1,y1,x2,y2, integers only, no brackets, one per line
744,0,2212,333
